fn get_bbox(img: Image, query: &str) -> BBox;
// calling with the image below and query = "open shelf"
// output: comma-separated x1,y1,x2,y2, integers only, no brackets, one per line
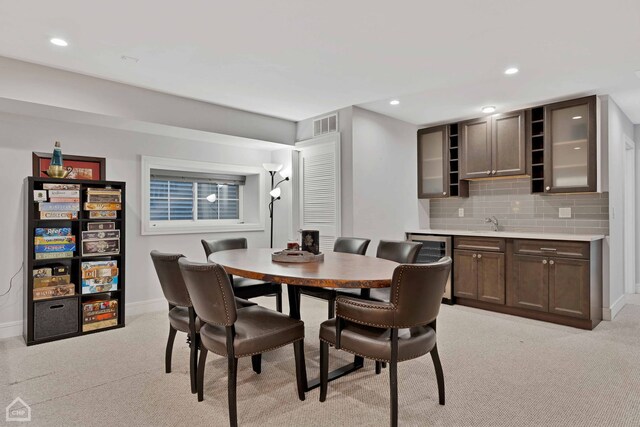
529,107,546,194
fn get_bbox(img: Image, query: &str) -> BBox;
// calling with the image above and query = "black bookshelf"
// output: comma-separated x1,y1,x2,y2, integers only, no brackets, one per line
24,177,126,345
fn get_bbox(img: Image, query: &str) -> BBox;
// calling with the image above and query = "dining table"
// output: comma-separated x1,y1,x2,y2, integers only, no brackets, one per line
208,248,399,391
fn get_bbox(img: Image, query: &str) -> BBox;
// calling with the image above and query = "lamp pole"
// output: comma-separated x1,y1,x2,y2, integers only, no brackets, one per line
267,170,289,249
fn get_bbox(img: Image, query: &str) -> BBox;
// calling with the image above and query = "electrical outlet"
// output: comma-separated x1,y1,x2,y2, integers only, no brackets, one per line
458,208,464,217
559,207,572,218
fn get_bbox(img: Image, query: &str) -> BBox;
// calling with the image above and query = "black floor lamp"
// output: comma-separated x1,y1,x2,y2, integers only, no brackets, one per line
263,163,290,248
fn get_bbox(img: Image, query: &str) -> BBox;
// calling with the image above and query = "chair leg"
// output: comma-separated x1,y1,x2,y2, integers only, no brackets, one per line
197,348,208,402
165,325,177,374
293,339,307,401
390,360,398,427
328,299,335,319
430,344,445,405
375,361,382,375
228,357,239,427
275,289,283,313
319,341,329,402
251,354,262,374
189,332,199,393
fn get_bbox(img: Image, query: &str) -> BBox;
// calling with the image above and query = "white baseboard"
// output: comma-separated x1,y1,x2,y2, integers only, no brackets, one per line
0,298,167,340
0,320,23,340
636,283,640,294
603,294,626,321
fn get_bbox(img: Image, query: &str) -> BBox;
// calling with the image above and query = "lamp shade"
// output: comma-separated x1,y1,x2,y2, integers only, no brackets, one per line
206,194,217,203
269,187,281,199
262,163,283,173
279,167,291,179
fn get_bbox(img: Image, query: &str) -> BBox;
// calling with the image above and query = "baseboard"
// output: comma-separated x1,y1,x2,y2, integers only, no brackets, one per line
0,298,167,340
0,320,23,340
636,284,640,294
603,294,626,321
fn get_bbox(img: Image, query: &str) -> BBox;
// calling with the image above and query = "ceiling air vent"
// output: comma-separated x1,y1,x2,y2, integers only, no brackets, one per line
313,114,338,137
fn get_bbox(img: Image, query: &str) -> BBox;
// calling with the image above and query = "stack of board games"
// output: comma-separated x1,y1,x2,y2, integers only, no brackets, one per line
82,299,118,331
84,187,122,219
35,183,80,220
34,227,76,259
81,260,118,294
81,221,120,256
32,266,75,300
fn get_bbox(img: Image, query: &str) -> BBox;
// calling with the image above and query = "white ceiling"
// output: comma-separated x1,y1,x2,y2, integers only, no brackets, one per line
0,0,639,124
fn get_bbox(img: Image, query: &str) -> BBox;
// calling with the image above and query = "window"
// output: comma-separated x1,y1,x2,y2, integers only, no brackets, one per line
141,156,265,235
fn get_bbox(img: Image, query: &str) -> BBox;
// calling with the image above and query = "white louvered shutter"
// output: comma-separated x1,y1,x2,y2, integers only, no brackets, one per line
296,134,341,253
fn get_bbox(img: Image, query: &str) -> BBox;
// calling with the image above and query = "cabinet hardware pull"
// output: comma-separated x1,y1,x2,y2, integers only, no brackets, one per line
492,170,496,175
545,186,551,191
477,254,482,259
549,260,555,265
542,259,548,264
472,254,477,258
486,170,491,175
443,192,447,196
540,248,557,251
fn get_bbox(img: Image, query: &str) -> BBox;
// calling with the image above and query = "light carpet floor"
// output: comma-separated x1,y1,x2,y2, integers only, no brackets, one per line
2,294,640,426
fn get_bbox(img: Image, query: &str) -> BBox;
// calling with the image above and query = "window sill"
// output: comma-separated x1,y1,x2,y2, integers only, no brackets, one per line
141,223,265,236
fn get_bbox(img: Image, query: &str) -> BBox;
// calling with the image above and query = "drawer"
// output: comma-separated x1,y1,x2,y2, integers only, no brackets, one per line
454,236,505,252
513,239,589,259
34,297,79,340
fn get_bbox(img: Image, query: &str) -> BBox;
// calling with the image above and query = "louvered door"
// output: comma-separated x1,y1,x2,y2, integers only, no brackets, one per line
295,134,341,253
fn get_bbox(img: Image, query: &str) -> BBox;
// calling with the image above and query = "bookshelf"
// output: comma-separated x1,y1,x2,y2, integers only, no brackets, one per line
24,177,126,345
529,106,545,194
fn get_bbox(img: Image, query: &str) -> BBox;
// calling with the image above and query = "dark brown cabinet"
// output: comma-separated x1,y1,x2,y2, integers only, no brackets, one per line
548,257,590,319
509,254,549,312
417,125,448,198
477,251,506,304
453,236,505,304
461,111,525,179
453,250,477,299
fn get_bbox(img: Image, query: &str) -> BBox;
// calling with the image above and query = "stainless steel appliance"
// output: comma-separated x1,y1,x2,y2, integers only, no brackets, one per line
406,233,453,304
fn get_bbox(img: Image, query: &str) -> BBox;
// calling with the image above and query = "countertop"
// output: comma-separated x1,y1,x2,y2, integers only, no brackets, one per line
406,229,606,242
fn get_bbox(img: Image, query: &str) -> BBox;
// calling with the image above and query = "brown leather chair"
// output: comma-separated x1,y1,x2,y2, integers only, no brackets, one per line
367,240,421,302
298,237,371,318
178,258,307,427
318,257,452,427
202,238,283,312
150,250,256,395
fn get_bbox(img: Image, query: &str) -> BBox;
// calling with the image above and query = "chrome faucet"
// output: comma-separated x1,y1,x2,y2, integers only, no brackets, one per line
484,216,499,232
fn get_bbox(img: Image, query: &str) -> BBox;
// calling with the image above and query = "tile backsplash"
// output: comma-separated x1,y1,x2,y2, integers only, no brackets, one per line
429,178,609,235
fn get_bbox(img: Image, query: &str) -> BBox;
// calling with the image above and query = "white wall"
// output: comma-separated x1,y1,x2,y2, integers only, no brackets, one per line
601,96,636,318
351,107,424,254
636,124,640,292
0,56,296,145
0,111,282,338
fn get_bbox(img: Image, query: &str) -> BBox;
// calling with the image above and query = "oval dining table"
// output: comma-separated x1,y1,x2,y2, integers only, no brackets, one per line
209,248,399,392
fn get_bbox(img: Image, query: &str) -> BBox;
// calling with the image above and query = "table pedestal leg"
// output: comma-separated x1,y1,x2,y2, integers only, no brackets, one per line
287,284,365,392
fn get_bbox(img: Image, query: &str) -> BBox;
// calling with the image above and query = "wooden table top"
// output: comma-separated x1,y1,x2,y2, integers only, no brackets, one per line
209,248,398,288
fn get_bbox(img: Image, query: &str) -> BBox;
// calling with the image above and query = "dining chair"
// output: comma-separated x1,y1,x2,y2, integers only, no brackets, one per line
178,258,307,427
202,238,283,312
318,257,452,427
151,251,257,395
298,237,371,318
366,240,422,302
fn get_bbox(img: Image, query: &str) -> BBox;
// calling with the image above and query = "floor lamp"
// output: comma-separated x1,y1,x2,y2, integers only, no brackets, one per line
263,163,290,248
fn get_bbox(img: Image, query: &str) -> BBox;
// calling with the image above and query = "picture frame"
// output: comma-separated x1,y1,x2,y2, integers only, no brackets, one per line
32,152,106,181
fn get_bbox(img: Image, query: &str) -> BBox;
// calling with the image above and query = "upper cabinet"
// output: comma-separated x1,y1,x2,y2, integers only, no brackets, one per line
543,96,597,193
460,111,525,179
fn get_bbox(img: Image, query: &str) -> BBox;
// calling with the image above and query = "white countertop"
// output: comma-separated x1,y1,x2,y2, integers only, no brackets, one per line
406,229,605,242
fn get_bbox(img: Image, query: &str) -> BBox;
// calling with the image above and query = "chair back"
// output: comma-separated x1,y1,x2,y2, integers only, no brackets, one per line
376,240,421,264
333,237,371,255
201,238,247,259
389,257,452,327
178,258,237,326
150,250,191,307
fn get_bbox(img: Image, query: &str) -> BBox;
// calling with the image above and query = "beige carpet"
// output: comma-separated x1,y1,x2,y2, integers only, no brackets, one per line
2,293,640,426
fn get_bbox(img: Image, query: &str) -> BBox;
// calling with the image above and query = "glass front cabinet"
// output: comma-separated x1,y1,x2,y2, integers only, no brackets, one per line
418,125,448,198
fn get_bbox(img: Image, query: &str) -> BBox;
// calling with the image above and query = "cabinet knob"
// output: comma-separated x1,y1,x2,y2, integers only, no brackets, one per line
545,186,551,191
477,254,482,259
472,253,477,258
486,170,491,175
542,259,548,264
492,170,496,175
443,191,447,196
549,260,555,265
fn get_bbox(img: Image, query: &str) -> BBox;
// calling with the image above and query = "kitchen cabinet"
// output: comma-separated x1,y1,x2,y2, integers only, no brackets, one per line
542,96,597,193
548,257,590,319
460,111,525,179
509,254,549,312
417,125,448,198
453,237,505,304
453,250,477,299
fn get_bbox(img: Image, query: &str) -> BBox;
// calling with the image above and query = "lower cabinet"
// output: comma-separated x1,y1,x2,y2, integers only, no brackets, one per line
454,249,505,304
509,254,549,312
548,257,590,319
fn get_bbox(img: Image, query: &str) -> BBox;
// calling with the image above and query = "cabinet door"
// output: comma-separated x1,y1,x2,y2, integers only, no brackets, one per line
453,250,477,299
509,254,548,312
544,96,597,193
460,117,492,179
418,126,449,198
548,258,590,319
492,111,525,177
477,251,505,304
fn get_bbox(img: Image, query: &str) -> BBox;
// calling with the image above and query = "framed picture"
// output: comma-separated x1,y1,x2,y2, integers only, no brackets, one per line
32,152,106,181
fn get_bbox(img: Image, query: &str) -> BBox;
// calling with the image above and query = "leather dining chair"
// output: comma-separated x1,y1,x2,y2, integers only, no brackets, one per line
178,258,307,427
202,238,283,312
298,237,371,318
318,257,452,427
150,250,256,395
367,240,421,302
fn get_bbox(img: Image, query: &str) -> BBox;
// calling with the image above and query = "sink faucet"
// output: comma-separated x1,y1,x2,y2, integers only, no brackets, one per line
484,216,499,232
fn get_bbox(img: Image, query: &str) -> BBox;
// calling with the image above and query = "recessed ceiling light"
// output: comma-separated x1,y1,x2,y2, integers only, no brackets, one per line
504,67,519,75
389,100,400,105
50,38,68,47
572,115,582,120
481,106,496,114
